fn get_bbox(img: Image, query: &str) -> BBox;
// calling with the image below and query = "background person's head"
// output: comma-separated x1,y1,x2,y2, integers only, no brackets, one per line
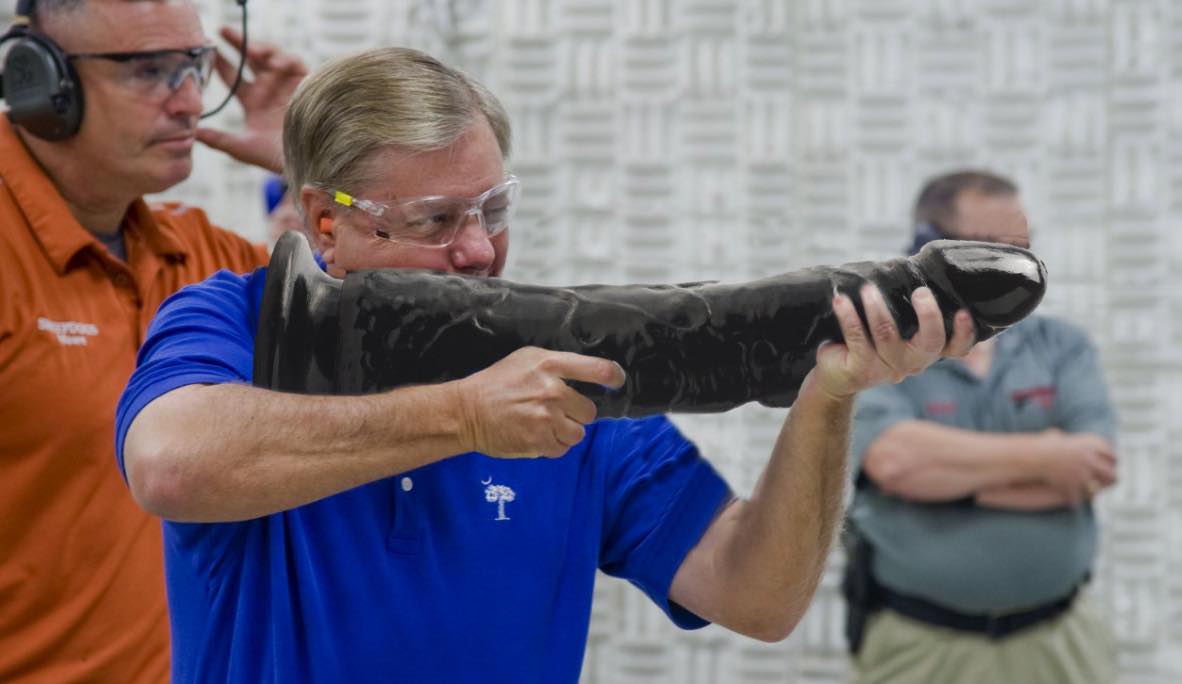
910,170,1029,254
284,46,513,278
16,0,209,199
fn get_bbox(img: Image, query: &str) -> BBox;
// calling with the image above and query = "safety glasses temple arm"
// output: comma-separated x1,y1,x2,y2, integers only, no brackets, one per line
331,191,384,218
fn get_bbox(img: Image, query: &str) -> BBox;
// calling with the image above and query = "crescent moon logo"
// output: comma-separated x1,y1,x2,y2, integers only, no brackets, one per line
481,476,493,485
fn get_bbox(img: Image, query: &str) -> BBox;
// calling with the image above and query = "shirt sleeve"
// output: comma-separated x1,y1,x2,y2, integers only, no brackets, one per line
850,383,920,479
596,416,731,630
114,268,265,479
1048,322,1117,443
156,201,270,273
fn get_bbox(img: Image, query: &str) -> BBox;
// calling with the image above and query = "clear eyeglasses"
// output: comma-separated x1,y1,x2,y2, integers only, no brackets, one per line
329,175,521,248
68,46,216,99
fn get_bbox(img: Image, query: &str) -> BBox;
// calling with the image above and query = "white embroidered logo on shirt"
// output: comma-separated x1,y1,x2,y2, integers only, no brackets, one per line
482,477,516,521
38,317,99,346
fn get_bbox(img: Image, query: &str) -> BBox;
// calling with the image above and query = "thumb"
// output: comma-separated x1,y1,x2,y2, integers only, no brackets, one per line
196,126,235,154
815,339,846,365
196,128,284,174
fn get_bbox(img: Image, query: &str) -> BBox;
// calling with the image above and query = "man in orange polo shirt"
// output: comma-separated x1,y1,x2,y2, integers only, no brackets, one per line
0,1,306,681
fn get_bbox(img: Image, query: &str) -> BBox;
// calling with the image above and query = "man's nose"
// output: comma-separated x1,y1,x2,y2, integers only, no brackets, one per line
164,69,204,117
448,211,496,272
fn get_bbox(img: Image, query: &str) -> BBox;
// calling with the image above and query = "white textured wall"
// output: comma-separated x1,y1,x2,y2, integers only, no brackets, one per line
7,0,1178,681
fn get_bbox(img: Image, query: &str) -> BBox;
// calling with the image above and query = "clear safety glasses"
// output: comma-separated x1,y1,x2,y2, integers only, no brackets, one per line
330,175,521,248
68,46,216,99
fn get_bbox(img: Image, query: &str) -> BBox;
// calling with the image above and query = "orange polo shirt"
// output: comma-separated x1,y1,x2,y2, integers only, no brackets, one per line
0,117,267,683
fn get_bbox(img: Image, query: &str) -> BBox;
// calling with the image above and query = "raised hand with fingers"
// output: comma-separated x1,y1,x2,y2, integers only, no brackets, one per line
454,347,627,459
814,284,976,401
196,27,308,172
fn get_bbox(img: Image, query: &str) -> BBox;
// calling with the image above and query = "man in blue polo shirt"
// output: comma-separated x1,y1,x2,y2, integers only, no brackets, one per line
845,170,1119,684
116,48,975,683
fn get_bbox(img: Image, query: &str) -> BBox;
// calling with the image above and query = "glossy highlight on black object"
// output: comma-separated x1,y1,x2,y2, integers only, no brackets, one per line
254,232,1048,417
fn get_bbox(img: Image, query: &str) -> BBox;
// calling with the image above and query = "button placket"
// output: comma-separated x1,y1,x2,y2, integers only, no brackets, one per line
387,474,424,555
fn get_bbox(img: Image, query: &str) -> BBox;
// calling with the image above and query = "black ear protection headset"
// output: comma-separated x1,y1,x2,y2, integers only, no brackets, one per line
0,0,80,140
0,0,248,142
907,220,948,256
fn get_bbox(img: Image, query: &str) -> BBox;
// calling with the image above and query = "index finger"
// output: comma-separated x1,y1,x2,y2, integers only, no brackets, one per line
218,26,245,53
906,287,947,355
943,309,976,357
211,49,241,91
218,26,278,67
832,291,872,356
1091,461,1117,486
1091,438,1117,463
544,352,626,389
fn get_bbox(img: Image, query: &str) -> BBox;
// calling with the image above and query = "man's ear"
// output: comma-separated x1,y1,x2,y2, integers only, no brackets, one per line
315,217,338,264
299,186,337,248
299,186,342,273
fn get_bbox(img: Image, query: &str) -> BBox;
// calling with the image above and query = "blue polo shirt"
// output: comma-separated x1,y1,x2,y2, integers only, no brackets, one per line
115,268,731,684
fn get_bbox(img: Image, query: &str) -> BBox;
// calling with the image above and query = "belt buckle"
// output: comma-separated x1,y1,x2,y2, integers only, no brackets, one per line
984,612,1008,639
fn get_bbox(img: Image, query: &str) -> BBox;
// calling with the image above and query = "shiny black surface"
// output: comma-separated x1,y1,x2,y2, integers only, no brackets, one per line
255,232,1047,417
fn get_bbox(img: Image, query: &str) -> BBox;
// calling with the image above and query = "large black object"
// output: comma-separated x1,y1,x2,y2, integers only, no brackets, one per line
255,231,1047,417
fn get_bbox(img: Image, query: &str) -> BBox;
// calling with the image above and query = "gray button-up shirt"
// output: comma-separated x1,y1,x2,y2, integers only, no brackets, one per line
849,316,1117,614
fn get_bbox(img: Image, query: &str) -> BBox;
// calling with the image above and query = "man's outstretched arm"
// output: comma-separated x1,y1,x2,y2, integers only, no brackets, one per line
123,347,624,523
668,285,975,642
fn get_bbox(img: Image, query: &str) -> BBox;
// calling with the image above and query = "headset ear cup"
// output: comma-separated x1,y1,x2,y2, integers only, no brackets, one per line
61,53,84,136
2,30,84,141
907,221,947,256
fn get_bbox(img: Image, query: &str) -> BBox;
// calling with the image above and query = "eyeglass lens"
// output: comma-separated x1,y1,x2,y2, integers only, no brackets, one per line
112,50,214,97
383,182,519,246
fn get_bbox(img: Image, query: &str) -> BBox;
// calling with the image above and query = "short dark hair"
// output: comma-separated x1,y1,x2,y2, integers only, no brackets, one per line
913,170,1018,231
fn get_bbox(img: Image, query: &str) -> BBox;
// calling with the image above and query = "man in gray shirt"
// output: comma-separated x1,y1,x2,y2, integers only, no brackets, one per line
845,170,1119,684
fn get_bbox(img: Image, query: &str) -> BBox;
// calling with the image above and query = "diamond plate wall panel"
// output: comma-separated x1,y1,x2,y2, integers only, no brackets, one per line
9,0,1169,681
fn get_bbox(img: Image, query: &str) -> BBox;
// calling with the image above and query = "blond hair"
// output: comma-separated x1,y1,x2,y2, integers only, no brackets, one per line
283,47,511,200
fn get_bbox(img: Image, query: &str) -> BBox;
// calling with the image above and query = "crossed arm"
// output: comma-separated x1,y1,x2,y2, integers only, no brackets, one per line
861,421,1116,510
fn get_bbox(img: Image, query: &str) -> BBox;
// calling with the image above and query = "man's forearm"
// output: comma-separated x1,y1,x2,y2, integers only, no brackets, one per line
976,482,1086,511
864,422,1051,501
124,382,469,522
672,373,851,641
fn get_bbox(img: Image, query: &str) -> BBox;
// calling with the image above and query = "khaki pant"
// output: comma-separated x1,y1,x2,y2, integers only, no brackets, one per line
854,596,1118,684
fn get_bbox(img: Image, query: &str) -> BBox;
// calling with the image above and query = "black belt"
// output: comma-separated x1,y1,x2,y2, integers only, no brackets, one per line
878,585,1079,640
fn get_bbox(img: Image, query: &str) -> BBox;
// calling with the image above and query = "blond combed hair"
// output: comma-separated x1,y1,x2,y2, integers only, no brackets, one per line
282,47,511,200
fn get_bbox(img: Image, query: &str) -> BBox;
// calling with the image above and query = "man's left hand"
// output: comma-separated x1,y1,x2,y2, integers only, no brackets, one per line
812,284,976,400
195,27,308,174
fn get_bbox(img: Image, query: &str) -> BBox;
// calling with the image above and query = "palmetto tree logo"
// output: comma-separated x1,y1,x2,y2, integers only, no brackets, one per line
483,478,516,521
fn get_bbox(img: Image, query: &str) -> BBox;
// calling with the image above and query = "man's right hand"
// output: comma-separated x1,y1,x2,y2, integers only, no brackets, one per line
453,347,626,458
1038,430,1117,505
195,27,308,173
